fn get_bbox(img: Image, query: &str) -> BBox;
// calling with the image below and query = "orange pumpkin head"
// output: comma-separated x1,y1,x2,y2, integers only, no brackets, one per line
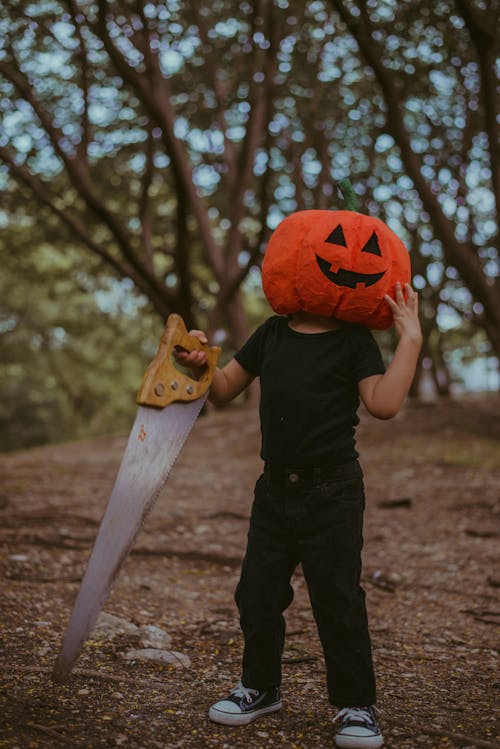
261,209,411,329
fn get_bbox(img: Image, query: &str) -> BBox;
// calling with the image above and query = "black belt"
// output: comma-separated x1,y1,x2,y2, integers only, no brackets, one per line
264,460,359,486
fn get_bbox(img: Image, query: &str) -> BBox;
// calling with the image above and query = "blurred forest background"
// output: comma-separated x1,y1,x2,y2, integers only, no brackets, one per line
0,0,499,452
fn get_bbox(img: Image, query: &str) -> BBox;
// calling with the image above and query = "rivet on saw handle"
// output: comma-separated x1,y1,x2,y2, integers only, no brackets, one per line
136,314,221,408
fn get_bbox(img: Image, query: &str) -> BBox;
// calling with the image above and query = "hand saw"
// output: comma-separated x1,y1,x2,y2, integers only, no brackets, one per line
52,314,220,683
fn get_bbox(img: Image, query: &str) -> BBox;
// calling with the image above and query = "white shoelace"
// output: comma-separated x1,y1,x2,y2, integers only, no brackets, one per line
232,682,259,703
333,706,375,726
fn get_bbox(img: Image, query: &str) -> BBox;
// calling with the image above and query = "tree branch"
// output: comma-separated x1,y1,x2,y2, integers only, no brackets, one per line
187,0,237,188
0,148,117,271
0,56,77,171
138,125,155,273
454,0,500,235
92,0,224,280
0,147,176,314
0,55,173,311
330,0,500,343
64,0,91,161
223,0,279,281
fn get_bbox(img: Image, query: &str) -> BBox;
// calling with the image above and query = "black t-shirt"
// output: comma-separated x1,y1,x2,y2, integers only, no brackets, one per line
234,315,386,467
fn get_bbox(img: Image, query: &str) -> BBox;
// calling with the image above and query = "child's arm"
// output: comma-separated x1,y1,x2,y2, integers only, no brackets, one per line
358,283,422,420
173,331,255,405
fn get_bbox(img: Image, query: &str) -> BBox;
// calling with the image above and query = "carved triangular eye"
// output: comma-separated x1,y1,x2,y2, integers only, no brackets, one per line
325,224,347,247
361,231,382,256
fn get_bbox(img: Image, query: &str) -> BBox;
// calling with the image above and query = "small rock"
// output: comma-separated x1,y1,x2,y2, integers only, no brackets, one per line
122,648,191,669
194,524,210,534
92,612,140,641
371,570,399,592
139,624,172,649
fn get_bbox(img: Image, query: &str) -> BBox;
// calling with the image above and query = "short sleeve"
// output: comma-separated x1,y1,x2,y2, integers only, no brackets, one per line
351,329,386,382
234,321,268,376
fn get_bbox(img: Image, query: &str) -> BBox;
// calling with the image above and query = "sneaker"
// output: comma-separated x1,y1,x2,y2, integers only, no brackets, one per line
208,681,282,726
333,706,383,748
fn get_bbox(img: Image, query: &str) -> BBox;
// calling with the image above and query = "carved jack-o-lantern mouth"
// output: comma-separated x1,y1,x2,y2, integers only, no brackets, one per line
315,223,386,288
315,256,385,288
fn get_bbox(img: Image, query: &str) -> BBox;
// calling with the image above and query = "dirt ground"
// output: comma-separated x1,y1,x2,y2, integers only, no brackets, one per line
1,397,499,749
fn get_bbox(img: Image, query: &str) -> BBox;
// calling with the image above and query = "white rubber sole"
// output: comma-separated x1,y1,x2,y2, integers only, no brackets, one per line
335,733,384,749
208,700,282,726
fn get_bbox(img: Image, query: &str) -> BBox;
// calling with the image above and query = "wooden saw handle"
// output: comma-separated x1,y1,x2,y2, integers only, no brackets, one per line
136,314,221,408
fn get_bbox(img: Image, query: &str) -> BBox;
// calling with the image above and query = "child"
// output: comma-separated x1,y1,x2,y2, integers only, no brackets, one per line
175,281,422,748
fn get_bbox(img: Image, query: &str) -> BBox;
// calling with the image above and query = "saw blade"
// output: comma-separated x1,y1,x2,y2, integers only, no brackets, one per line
52,396,207,682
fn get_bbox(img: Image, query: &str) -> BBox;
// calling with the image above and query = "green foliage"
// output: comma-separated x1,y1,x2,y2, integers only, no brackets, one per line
0,0,499,449
1,0,497,327
0,198,160,451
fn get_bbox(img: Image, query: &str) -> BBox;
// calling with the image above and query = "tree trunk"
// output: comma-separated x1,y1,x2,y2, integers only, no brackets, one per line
331,0,500,381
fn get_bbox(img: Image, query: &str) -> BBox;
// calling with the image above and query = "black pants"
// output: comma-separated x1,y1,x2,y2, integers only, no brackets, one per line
235,459,376,707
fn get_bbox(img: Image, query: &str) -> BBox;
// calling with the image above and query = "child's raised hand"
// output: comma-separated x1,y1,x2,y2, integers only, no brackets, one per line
384,283,422,342
173,330,209,371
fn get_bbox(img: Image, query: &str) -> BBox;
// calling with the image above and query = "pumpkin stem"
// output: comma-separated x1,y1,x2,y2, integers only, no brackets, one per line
337,179,358,211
